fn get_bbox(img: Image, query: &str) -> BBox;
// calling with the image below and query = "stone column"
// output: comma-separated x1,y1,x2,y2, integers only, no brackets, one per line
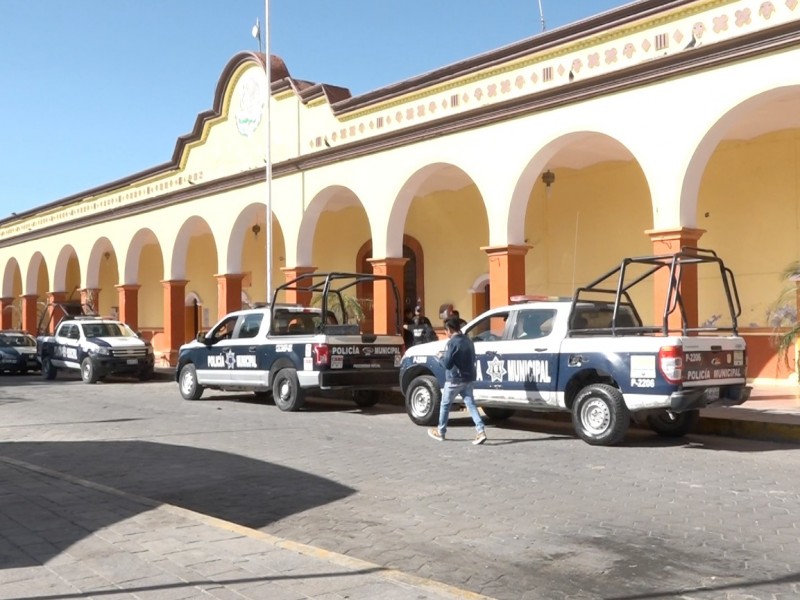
280,266,317,306
215,273,246,321
481,245,529,308
368,258,407,335
116,284,140,330
0,297,14,329
646,227,705,332
46,292,67,334
21,295,39,335
161,280,187,366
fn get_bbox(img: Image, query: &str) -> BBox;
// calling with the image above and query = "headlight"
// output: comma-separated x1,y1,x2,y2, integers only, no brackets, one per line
89,346,111,356
146,345,154,356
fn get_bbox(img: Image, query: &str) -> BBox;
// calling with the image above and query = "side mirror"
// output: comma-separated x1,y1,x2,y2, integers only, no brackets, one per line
196,331,209,343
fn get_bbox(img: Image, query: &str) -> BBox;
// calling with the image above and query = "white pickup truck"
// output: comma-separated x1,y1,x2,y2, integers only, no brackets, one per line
176,272,405,410
399,248,751,446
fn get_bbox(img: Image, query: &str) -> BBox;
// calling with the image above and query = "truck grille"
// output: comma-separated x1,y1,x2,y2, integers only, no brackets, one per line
111,347,148,358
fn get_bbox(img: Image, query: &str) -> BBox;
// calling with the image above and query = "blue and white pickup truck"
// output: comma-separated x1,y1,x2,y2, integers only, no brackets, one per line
399,249,751,446
176,272,405,410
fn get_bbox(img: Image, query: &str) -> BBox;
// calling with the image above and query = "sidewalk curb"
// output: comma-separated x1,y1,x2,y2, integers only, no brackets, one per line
694,415,800,444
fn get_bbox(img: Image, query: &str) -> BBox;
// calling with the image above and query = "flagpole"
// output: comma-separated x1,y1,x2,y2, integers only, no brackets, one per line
264,0,273,303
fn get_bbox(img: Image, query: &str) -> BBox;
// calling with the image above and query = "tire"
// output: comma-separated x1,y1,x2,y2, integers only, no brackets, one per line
353,390,380,408
482,407,515,421
253,390,273,403
138,366,154,381
272,369,305,412
81,358,99,384
41,356,57,380
178,364,204,400
571,383,630,446
647,409,699,438
405,375,441,426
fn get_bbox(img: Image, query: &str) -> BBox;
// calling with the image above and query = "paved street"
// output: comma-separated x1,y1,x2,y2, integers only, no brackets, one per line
2,374,800,599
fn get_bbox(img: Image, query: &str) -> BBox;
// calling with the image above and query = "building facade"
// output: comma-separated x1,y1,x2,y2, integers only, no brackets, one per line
1,0,799,378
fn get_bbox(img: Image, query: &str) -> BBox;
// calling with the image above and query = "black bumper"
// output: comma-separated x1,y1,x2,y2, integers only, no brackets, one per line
319,368,401,389
93,356,154,376
670,384,752,413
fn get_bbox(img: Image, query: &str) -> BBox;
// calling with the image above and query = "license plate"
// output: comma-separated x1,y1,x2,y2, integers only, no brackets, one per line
704,387,720,401
126,359,138,365
331,355,343,369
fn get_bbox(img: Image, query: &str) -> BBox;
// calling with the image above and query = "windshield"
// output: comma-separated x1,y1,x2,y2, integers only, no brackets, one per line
82,323,136,338
0,333,36,347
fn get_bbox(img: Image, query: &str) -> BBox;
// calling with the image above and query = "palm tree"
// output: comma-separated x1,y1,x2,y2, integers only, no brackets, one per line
770,261,800,367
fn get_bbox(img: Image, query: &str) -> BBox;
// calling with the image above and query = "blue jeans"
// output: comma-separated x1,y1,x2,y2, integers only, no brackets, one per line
438,381,485,436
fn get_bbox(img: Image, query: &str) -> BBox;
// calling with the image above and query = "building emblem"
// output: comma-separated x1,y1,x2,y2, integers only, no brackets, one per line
235,69,265,137
485,356,507,383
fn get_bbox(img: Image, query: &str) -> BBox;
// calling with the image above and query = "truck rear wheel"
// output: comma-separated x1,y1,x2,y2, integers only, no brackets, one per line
272,368,305,412
647,409,699,437
179,364,204,400
482,407,515,421
353,390,379,408
405,375,441,426
571,383,629,446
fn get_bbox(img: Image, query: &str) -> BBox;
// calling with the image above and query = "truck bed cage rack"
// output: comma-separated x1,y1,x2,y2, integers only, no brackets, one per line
272,272,402,335
571,247,742,336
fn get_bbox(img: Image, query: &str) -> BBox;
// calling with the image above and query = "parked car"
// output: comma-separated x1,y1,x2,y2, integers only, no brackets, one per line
37,315,155,383
0,330,40,374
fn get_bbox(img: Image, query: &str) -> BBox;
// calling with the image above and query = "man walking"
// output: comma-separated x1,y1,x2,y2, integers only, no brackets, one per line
428,316,487,445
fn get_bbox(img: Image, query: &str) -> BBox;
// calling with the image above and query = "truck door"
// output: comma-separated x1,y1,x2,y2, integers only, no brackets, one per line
499,308,560,406
464,310,512,403
196,314,240,385
224,313,265,385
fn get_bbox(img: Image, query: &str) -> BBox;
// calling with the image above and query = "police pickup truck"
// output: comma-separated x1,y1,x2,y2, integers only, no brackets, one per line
176,272,405,411
37,314,155,383
399,249,751,446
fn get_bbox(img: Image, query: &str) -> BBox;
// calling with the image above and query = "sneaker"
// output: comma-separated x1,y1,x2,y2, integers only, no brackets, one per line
473,431,487,445
428,428,445,441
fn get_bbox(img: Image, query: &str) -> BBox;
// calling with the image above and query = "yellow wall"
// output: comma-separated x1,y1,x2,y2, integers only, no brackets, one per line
699,129,800,327
525,161,654,319
406,185,488,320
138,244,164,327
312,206,371,273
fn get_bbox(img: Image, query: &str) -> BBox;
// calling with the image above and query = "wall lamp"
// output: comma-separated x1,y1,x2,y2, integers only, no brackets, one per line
542,169,555,198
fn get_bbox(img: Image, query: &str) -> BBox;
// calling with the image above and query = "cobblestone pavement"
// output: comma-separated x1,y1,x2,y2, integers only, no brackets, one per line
2,375,800,599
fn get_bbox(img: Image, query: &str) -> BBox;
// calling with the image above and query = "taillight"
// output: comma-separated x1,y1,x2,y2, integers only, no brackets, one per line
658,345,684,384
312,343,330,366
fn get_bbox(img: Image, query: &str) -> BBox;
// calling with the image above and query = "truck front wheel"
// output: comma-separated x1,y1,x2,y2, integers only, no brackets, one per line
81,358,99,384
272,368,305,412
571,383,630,446
178,364,204,400
41,356,57,380
405,375,441,426
647,409,699,437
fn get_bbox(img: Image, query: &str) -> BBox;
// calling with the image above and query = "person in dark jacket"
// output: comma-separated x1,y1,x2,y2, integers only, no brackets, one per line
427,316,486,445
405,305,437,347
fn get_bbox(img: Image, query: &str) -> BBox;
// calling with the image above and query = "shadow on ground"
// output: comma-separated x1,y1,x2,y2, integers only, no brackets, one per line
0,440,355,568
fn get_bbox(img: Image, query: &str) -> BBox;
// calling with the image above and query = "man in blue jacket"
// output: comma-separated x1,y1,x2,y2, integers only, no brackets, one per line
428,316,487,445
